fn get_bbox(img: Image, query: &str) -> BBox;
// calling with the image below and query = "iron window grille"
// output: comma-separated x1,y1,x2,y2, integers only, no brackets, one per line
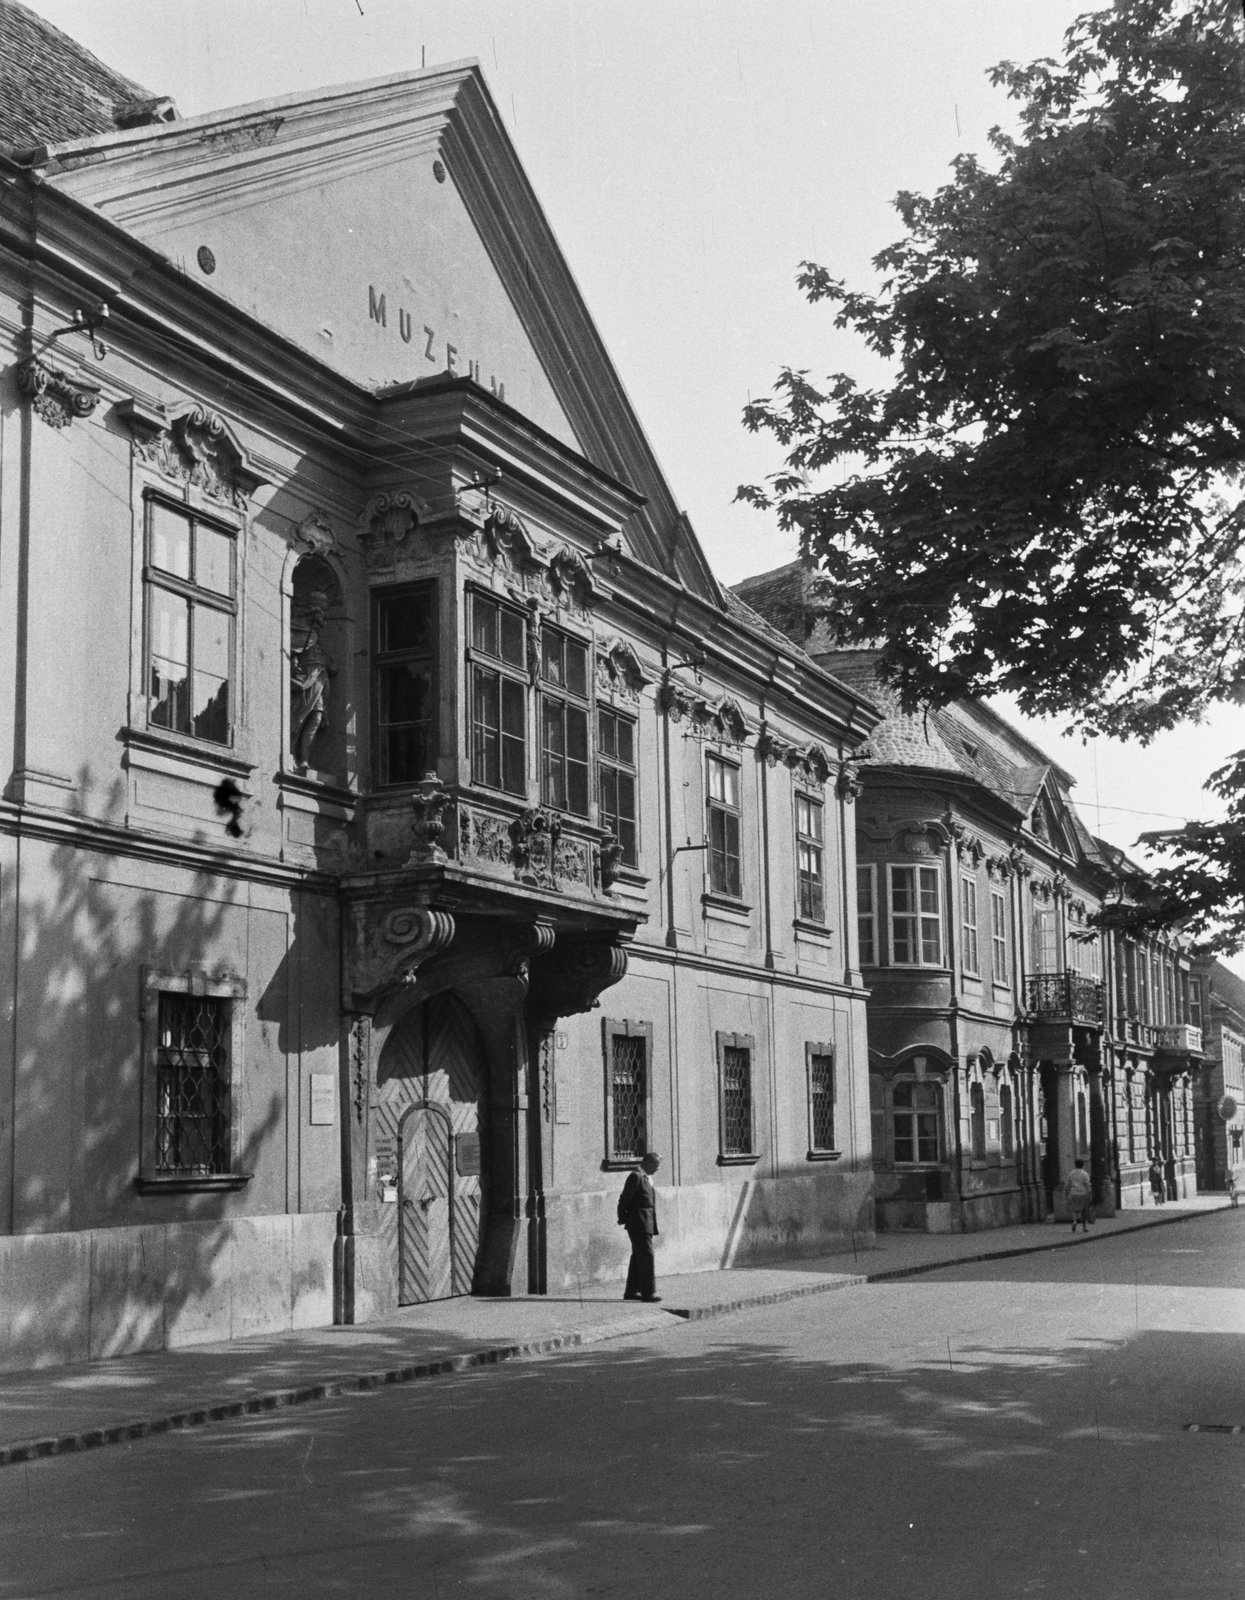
469,591,527,795
139,967,248,1192
716,1031,756,1162
961,876,979,975
889,864,942,966
372,585,436,786
706,754,742,899
598,708,638,867
806,1044,838,1157
990,888,1009,984
603,1018,653,1165
796,795,825,922
892,1079,941,1165
144,495,236,746
857,863,877,966
540,625,591,816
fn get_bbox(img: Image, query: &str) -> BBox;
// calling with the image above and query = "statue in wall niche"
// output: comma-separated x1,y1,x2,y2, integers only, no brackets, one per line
291,587,336,768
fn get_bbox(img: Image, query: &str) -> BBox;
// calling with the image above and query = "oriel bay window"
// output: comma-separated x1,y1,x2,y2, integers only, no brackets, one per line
795,794,825,921
598,708,638,866
373,585,435,786
145,497,236,745
540,625,590,815
889,864,943,966
706,753,742,898
470,591,527,795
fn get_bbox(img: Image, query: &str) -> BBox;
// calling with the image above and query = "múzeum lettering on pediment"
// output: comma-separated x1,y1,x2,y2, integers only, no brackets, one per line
367,284,505,399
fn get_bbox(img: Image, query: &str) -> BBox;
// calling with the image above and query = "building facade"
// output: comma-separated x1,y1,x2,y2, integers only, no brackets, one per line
0,13,880,1370
736,564,1201,1232
1191,958,1245,1193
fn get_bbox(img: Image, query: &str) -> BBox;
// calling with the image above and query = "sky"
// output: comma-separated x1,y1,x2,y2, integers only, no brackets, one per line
24,0,1245,966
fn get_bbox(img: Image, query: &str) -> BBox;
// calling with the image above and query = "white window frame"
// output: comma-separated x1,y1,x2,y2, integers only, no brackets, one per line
888,863,944,968
990,887,1009,985
138,966,249,1193
960,875,980,976
857,863,877,967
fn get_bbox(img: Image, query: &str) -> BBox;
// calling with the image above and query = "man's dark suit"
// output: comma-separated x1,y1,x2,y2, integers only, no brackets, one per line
617,1168,658,1300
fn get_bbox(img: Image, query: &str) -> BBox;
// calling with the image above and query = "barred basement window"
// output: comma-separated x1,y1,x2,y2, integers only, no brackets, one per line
156,994,229,1175
602,1019,653,1168
716,1031,756,1162
139,967,248,1193
806,1043,838,1157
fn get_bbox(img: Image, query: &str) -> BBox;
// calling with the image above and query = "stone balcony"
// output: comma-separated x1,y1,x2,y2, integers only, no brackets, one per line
1153,1022,1203,1058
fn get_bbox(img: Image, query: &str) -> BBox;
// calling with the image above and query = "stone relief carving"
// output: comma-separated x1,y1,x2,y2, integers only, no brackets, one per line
835,764,864,802
293,512,338,560
511,807,562,886
17,357,100,429
597,837,625,891
756,730,833,789
460,807,514,867
595,638,652,703
467,504,597,615
457,802,599,895
658,679,749,746
348,903,455,1014
124,403,264,506
360,490,424,570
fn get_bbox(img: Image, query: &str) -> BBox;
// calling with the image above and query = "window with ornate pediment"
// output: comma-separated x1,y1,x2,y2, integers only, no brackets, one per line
144,495,237,746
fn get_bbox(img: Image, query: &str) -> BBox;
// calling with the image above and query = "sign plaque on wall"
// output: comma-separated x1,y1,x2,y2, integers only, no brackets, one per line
309,1073,336,1125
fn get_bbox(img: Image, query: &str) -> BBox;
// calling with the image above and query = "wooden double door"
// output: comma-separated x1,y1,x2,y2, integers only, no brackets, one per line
379,994,486,1306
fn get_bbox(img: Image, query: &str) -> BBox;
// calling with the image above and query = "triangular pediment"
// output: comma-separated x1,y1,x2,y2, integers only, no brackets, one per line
38,63,722,599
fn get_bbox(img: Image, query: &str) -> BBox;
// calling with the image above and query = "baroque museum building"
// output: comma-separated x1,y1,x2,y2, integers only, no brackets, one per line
0,7,883,1368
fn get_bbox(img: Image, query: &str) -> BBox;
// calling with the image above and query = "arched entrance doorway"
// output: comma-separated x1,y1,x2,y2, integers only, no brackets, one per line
376,993,487,1304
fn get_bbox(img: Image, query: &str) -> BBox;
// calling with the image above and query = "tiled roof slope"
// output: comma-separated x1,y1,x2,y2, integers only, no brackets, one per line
732,561,1090,830
0,1,153,149
1205,959,1245,1026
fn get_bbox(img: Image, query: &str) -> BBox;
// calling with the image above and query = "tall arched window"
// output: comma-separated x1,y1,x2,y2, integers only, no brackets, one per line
999,1081,1014,1160
970,1082,986,1160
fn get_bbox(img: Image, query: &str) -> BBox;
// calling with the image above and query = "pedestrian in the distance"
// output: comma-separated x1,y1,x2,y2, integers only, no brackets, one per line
618,1151,661,1303
1066,1158,1092,1233
1226,1171,1238,1207
1148,1156,1165,1205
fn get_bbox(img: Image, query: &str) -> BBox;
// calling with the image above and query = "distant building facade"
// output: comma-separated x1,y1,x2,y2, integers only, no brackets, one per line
0,11,880,1370
735,564,1201,1232
1191,959,1245,1192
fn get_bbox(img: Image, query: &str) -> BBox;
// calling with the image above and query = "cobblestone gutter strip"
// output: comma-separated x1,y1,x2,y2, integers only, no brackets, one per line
671,1273,868,1321
865,1203,1234,1285
0,1313,669,1469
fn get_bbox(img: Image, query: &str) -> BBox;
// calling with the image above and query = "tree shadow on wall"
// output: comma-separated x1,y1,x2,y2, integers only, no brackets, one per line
4,771,285,1365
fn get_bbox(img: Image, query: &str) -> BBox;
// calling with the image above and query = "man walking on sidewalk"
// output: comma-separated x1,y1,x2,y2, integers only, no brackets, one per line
618,1151,662,1303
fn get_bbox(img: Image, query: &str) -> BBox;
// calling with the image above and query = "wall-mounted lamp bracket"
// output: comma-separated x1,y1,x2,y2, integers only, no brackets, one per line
49,304,109,362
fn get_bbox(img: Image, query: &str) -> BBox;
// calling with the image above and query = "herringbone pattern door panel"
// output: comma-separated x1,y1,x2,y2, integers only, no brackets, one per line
400,1107,452,1304
429,996,485,1296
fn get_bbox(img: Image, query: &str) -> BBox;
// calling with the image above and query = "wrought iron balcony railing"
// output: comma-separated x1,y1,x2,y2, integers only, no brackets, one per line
1024,971,1104,1027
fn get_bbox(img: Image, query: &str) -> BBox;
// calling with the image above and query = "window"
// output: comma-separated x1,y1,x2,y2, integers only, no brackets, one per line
807,1045,837,1155
540,626,590,815
999,1081,1015,1159
598,708,638,866
970,1081,986,1159
1077,1089,1088,1154
145,497,236,745
1032,904,1058,973
990,888,1008,983
1125,1071,1136,1161
1190,979,1203,1032
373,586,435,786
707,754,742,899
796,795,825,922
892,1079,941,1164
857,864,877,966
716,1031,756,1160
603,1019,652,1164
139,968,247,1192
470,591,527,794
961,876,979,975
889,865,942,966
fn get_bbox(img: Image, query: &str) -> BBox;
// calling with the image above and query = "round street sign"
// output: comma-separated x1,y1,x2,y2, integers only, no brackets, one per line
1217,1095,1238,1121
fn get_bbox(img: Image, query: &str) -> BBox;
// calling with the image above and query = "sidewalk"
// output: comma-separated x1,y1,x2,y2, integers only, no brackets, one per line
0,1194,1232,1467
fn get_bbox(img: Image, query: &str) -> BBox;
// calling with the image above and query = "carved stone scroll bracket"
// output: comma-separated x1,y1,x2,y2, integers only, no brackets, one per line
121,400,266,505
293,512,339,561
595,638,653,703
1008,845,1033,879
409,773,452,864
347,902,455,1016
17,356,100,429
835,763,864,803
757,730,834,790
548,546,597,610
531,934,630,1026
359,490,426,570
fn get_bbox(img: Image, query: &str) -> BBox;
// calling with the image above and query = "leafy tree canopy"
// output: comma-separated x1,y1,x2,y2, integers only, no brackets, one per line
740,0,1245,949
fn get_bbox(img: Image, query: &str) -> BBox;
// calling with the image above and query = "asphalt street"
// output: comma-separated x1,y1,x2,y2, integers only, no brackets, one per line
3,1209,1243,1600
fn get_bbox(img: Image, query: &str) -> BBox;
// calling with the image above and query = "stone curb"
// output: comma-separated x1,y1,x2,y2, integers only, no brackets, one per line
0,1204,1231,1469
864,1201,1235,1284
